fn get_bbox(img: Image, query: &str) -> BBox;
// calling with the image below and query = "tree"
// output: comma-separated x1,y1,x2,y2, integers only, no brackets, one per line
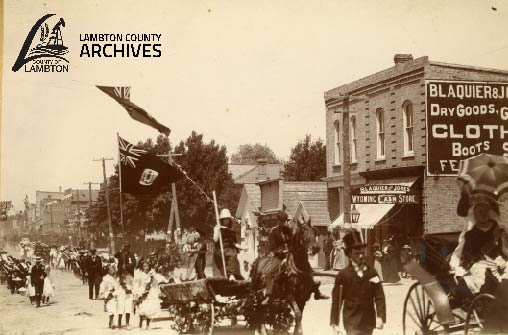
282,135,326,181
230,143,280,164
87,132,240,240
173,131,240,235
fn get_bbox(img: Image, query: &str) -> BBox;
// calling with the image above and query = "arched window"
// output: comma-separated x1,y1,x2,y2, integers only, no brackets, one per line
376,108,385,159
403,101,414,155
334,121,341,165
350,116,357,163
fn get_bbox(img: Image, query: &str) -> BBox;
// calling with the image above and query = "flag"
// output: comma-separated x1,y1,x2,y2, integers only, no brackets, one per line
97,86,170,136
118,136,183,194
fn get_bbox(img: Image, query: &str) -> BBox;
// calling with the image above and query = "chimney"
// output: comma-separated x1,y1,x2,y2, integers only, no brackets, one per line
394,54,413,65
257,159,268,181
59,186,62,193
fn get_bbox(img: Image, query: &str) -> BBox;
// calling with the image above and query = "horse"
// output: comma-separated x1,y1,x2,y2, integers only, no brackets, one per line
250,217,320,335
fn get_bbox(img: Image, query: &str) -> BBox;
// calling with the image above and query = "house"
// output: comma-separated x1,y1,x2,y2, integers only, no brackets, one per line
229,160,284,185
255,179,329,268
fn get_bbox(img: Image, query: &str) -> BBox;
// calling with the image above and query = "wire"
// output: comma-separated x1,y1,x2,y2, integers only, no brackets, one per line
173,163,215,204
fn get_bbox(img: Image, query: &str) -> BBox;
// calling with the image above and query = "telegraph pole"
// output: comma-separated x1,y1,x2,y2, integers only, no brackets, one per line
93,157,115,253
83,181,100,246
157,150,182,242
326,92,368,230
83,182,101,208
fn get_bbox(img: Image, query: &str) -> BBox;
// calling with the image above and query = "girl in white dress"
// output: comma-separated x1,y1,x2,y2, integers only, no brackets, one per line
134,261,169,329
100,265,118,328
42,266,55,304
116,273,134,329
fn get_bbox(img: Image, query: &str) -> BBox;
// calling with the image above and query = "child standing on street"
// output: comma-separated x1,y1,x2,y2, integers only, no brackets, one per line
100,265,118,328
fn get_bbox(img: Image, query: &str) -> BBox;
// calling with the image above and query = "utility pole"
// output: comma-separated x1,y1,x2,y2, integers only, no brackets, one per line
83,181,100,246
327,92,368,230
93,157,115,254
83,182,100,208
157,150,182,242
76,188,80,247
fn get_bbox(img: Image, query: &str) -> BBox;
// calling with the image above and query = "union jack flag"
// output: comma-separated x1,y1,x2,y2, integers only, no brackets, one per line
118,136,146,168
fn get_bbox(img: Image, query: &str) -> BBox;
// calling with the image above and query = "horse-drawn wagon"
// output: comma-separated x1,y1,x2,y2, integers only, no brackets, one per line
157,217,321,335
159,277,296,335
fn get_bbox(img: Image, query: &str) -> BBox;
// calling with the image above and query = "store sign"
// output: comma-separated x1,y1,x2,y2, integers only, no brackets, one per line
426,80,508,176
351,185,420,204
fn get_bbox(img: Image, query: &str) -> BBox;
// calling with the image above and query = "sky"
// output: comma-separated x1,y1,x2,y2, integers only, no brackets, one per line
2,0,508,210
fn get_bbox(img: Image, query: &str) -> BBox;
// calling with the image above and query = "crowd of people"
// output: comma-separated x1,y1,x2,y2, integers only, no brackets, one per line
2,183,508,335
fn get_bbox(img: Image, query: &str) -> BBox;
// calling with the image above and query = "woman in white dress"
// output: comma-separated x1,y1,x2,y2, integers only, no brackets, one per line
42,266,55,304
332,238,349,270
100,265,118,329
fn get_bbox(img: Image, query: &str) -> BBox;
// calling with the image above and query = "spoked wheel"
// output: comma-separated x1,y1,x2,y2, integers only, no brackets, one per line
256,300,295,335
464,293,495,335
403,282,449,335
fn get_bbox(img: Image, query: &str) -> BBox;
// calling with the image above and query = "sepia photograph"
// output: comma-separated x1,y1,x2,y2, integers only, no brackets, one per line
1,1,508,334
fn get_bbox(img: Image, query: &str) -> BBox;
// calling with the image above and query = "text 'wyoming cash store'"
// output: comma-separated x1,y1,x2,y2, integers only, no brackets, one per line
324,54,508,250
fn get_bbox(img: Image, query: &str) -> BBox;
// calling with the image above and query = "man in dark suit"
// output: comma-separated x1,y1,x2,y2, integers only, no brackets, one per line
114,244,136,277
30,256,46,307
330,231,386,335
85,249,103,300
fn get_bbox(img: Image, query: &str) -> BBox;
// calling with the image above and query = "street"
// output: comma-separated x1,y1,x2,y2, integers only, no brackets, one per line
0,268,413,335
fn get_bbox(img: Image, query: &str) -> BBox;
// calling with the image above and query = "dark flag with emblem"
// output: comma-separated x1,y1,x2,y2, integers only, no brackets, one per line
97,86,170,136
118,136,182,194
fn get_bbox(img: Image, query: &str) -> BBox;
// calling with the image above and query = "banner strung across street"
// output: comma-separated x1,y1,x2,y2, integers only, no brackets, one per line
426,80,508,176
118,136,183,194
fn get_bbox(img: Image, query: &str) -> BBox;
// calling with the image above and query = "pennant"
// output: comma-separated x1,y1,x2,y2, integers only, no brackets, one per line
97,86,170,136
118,136,182,194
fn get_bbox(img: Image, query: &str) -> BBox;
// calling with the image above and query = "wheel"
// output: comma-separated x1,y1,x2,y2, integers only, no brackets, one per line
258,300,295,335
403,282,448,335
464,293,495,335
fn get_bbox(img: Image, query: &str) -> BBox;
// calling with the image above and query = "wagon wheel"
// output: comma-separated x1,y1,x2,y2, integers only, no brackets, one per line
257,300,295,335
464,293,495,335
403,282,449,335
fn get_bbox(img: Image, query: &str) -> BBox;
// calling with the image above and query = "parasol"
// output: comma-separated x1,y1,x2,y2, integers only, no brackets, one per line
457,153,508,197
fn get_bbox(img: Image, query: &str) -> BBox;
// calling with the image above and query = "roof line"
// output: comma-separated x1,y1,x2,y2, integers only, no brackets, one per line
428,61,508,76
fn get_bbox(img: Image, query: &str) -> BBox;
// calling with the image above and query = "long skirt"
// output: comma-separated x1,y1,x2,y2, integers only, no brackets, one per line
333,248,349,270
213,248,243,279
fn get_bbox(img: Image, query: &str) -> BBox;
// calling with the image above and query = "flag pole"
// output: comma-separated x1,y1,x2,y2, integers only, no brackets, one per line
117,133,125,239
213,191,228,279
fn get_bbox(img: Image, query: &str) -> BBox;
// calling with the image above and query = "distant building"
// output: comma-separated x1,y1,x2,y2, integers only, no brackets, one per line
229,160,284,185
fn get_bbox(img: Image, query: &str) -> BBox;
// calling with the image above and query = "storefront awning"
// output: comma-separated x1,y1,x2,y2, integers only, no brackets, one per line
329,203,395,230
329,176,419,230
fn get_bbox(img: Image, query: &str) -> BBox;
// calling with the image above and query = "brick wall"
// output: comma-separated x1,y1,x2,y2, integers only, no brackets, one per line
325,55,508,234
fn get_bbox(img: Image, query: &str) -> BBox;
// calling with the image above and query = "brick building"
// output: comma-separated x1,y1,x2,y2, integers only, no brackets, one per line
324,54,508,244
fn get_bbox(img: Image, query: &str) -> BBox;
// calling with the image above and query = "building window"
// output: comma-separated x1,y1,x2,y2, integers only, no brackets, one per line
350,116,357,163
403,101,414,155
376,108,385,159
334,121,341,165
